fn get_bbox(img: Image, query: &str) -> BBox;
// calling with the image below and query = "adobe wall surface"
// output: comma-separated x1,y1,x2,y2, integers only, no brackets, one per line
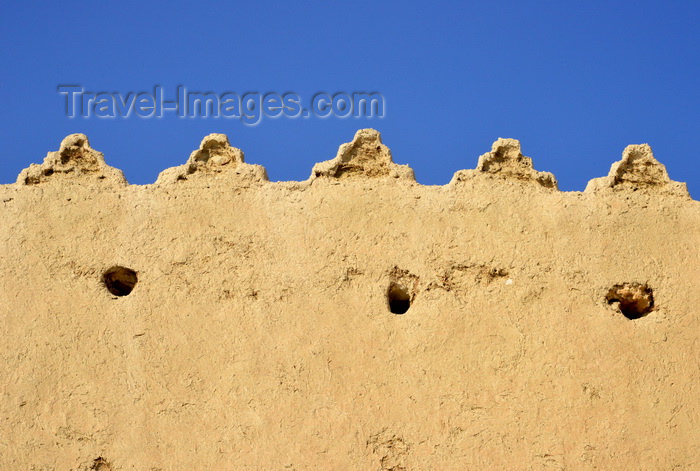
1,130,699,470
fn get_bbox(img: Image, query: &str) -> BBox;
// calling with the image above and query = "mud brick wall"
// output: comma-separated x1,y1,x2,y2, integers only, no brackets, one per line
1,130,698,470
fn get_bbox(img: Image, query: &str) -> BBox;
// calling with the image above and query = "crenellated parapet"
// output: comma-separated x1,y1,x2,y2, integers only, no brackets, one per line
155,133,268,186
450,138,557,189
310,129,415,181
17,133,127,186
9,130,694,200
585,144,689,197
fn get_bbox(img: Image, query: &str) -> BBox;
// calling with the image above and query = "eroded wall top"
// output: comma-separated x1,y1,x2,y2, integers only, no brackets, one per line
9,128,692,200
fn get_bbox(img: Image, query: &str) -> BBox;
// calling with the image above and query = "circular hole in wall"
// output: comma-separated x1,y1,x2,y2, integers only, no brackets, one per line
605,283,654,320
103,266,138,297
387,282,411,314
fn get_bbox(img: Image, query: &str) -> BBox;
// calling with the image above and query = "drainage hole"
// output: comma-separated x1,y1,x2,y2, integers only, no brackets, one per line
606,283,654,320
387,282,411,314
103,266,138,297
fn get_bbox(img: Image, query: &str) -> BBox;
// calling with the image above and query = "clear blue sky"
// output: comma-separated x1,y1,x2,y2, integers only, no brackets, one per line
1,1,699,197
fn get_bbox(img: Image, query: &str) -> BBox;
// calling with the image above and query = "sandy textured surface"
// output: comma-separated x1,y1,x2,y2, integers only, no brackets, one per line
1,130,699,470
